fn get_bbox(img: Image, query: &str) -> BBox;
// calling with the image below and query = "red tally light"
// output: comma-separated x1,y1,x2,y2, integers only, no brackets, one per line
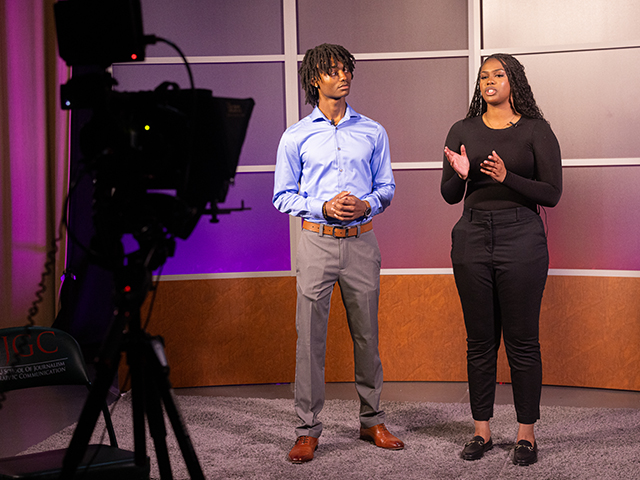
124,285,132,292
131,53,138,60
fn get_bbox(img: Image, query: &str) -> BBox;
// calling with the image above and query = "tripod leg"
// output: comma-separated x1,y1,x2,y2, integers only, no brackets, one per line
160,388,205,480
150,336,205,480
142,352,174,480
126,331,149,468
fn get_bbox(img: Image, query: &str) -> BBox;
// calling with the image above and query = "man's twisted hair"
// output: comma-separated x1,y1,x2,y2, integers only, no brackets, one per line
467,53,546,121
299,43,356,106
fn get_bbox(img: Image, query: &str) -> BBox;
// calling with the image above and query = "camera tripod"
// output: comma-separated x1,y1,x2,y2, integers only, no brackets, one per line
60,257,205,479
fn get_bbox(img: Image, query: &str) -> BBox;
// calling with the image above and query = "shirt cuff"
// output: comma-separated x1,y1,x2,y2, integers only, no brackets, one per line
310,198,326,220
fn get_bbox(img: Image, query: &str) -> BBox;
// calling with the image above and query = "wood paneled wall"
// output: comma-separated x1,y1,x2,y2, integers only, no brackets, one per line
140,275,640,392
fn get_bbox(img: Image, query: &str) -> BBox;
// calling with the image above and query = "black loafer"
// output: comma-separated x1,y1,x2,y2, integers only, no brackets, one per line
513,439,538,466
461,435,493,461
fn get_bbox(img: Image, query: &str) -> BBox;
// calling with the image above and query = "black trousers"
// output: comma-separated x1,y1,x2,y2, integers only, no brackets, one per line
451,207,548,425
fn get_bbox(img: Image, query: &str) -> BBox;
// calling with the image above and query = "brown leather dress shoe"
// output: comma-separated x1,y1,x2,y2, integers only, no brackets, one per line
288,436,319,463
359,424,404,450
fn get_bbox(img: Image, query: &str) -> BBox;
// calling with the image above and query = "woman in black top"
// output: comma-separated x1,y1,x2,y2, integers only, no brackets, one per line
441,53,562,466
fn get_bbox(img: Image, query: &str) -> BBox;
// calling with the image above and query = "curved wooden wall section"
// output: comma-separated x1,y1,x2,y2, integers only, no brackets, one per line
141,275,640,392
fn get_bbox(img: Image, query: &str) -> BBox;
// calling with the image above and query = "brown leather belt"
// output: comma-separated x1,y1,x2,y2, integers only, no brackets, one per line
302,220,373,238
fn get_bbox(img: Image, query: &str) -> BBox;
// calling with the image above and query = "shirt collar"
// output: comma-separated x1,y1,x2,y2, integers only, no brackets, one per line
311,104,360,124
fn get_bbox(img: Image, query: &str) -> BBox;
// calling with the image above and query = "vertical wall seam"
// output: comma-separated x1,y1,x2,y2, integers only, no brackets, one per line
282,0,301,276
468,0,482,103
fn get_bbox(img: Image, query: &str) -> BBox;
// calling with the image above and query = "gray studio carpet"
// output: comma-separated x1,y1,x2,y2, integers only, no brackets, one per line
21,394,640,479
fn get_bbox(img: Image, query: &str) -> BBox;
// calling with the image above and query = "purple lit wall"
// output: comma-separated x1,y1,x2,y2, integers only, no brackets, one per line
161,173,290,275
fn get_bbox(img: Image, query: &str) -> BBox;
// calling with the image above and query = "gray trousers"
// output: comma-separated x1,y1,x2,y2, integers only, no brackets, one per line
294,228,385,438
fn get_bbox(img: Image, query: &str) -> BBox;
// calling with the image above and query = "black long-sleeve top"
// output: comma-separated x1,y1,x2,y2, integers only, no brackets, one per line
441,116,562,211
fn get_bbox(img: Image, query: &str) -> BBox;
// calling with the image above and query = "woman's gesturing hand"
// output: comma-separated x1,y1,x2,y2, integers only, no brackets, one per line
444,145,470,180
480,150,507,183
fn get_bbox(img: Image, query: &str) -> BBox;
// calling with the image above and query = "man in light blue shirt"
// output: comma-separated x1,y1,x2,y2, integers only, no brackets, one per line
273,43,401,464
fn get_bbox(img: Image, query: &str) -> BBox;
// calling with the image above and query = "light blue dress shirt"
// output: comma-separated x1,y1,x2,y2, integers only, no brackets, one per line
273,104,395,226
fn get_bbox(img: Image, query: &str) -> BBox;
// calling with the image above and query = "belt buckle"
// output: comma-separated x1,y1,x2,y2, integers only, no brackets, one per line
339,225,360,238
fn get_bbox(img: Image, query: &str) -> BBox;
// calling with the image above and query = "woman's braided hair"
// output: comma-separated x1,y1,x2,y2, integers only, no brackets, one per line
299,43,356,106
467,53,546,121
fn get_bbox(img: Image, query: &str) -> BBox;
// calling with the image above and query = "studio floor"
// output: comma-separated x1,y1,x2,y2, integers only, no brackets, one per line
1,382,639,458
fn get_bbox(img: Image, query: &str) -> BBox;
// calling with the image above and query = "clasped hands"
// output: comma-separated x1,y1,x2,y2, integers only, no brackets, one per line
324,191,369,221
444,145,507,183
